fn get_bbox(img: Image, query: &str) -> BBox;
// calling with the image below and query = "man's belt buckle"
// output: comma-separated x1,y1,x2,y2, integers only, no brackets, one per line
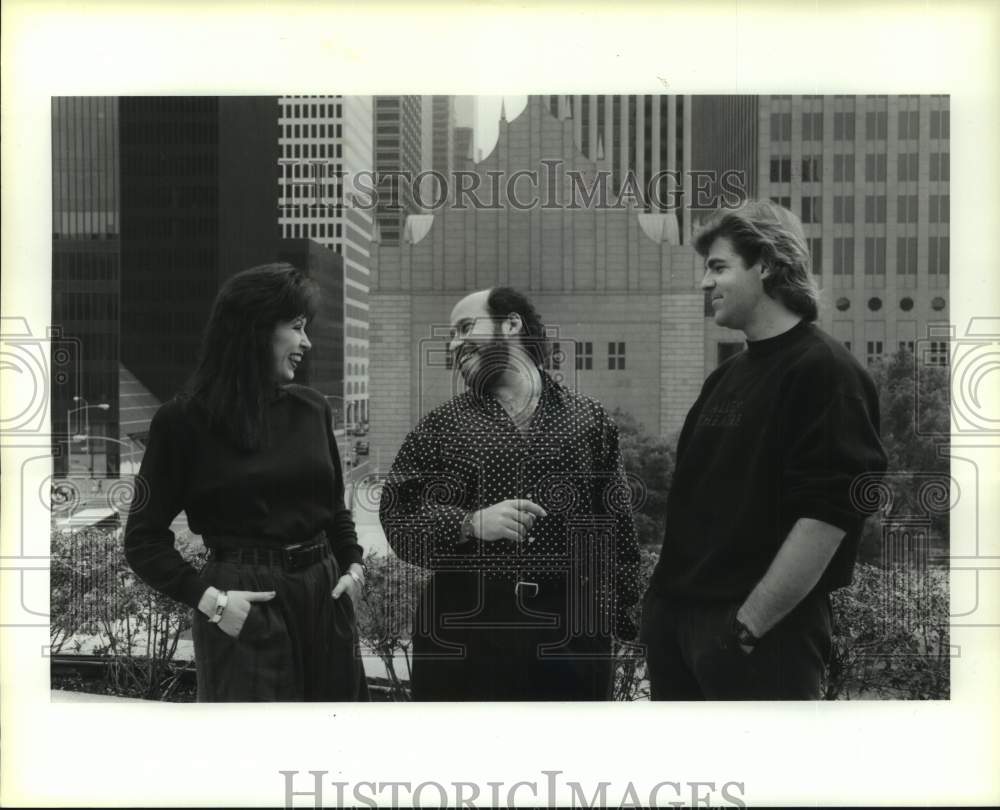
514,580,539,599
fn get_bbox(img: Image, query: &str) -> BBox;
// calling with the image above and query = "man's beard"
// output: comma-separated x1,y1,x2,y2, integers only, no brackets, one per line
459,335,511,395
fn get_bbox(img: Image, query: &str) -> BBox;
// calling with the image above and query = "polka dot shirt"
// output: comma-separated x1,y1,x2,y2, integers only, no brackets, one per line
379,371,641,637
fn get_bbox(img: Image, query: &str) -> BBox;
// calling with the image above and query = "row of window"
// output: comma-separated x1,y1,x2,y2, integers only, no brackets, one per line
770,109,949,141
526,341,629,372
346,363,367,377
345,380,367,395
864,340,949,367
281,123,342,139
279,222,343,240
835,295,947,313
770,152,949,184
282,143,343,160
771,194,950,224
280,102,342,119
827,236,950,276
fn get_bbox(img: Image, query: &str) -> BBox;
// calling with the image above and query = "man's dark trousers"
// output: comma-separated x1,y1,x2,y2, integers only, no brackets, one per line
639,588,833,700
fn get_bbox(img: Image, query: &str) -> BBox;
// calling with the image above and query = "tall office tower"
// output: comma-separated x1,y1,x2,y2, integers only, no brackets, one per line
51,97,122,476
453,95,477,171
421,96,434,173
372,96,424,246
545,94,694,243
278,95,374,426
691,95,760,203
453,126,475,172
759,94,950,368
431,95,455,177
119,97,280,408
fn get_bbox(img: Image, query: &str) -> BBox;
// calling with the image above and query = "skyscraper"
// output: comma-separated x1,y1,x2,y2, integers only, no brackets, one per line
51,97,121,476
278,95,374,426
545,94,694,242
119,97,281,406
372,96,424,246
431,95,455,177
695,94,951,368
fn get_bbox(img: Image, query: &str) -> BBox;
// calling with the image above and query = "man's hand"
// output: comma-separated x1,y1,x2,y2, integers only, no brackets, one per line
468,499,548,542
198,588,277,639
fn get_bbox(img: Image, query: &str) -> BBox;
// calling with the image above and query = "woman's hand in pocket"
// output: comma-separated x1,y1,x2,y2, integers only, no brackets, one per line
219,590,276,639
332,563,365,603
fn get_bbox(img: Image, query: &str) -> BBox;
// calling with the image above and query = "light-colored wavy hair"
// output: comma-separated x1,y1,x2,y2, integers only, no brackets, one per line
693,199,819,322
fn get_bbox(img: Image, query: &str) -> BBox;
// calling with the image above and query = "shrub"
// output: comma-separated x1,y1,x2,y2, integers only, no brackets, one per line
50,526,202,701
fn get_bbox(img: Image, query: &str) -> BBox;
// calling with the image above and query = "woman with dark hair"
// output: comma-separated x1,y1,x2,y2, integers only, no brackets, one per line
124,263,367,702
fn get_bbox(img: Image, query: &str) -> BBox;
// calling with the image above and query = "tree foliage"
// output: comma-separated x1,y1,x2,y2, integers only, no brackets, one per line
611,408,676,547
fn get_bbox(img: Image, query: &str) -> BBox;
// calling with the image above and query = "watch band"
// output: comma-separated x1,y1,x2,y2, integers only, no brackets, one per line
209,590,229,624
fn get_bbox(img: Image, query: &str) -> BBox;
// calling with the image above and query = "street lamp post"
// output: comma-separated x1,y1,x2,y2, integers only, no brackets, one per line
71,434,140,477
68,397,110,474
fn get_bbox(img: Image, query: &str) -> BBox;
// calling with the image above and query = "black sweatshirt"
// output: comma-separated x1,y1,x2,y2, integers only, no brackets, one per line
124,384,362,609
649,320,887,603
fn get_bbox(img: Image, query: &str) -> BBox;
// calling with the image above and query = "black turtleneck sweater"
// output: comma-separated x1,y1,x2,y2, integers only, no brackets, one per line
124,384,362,609
649,320,887,603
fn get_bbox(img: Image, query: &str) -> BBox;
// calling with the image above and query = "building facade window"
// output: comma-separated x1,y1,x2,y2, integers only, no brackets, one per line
866,340,884,366
930,153,950,181
927,340,949,366
770,112,791,141
607,341,626,370
897,152,919,182
928,236,950,276
834,195,854,223
896,236,918,278
897,110,920,140
864,153,887,182
929,194,950,223
770,195,791,209
833,111,855,141
575,341,593,371
833,154,855,182
897,194,918,224
769,157,791,183
801,156,822,182
802,112,823,141
865,195,887,223
864,237,887,276
801,196,822,224
834,238,855,275
930,109,950,139
865,108,888,139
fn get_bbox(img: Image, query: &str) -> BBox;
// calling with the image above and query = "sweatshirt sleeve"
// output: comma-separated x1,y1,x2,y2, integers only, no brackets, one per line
778,351,888,533
322,398,363,570
378,414,470,570
123,402,209,609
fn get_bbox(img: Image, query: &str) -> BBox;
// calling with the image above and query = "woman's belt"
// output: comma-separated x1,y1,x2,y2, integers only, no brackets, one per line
204,532,329,571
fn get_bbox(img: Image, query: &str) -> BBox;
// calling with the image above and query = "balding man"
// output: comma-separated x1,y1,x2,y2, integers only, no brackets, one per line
380,287,640,701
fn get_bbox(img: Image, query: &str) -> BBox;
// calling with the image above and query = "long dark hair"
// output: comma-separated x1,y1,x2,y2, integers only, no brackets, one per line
185,263,320,451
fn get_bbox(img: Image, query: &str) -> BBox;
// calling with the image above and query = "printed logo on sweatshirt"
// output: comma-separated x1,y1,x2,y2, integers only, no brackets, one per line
696,398,744,428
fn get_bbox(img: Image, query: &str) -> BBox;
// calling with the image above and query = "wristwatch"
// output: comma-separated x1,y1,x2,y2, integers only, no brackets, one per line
460,511,477,542
731,614,759,649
